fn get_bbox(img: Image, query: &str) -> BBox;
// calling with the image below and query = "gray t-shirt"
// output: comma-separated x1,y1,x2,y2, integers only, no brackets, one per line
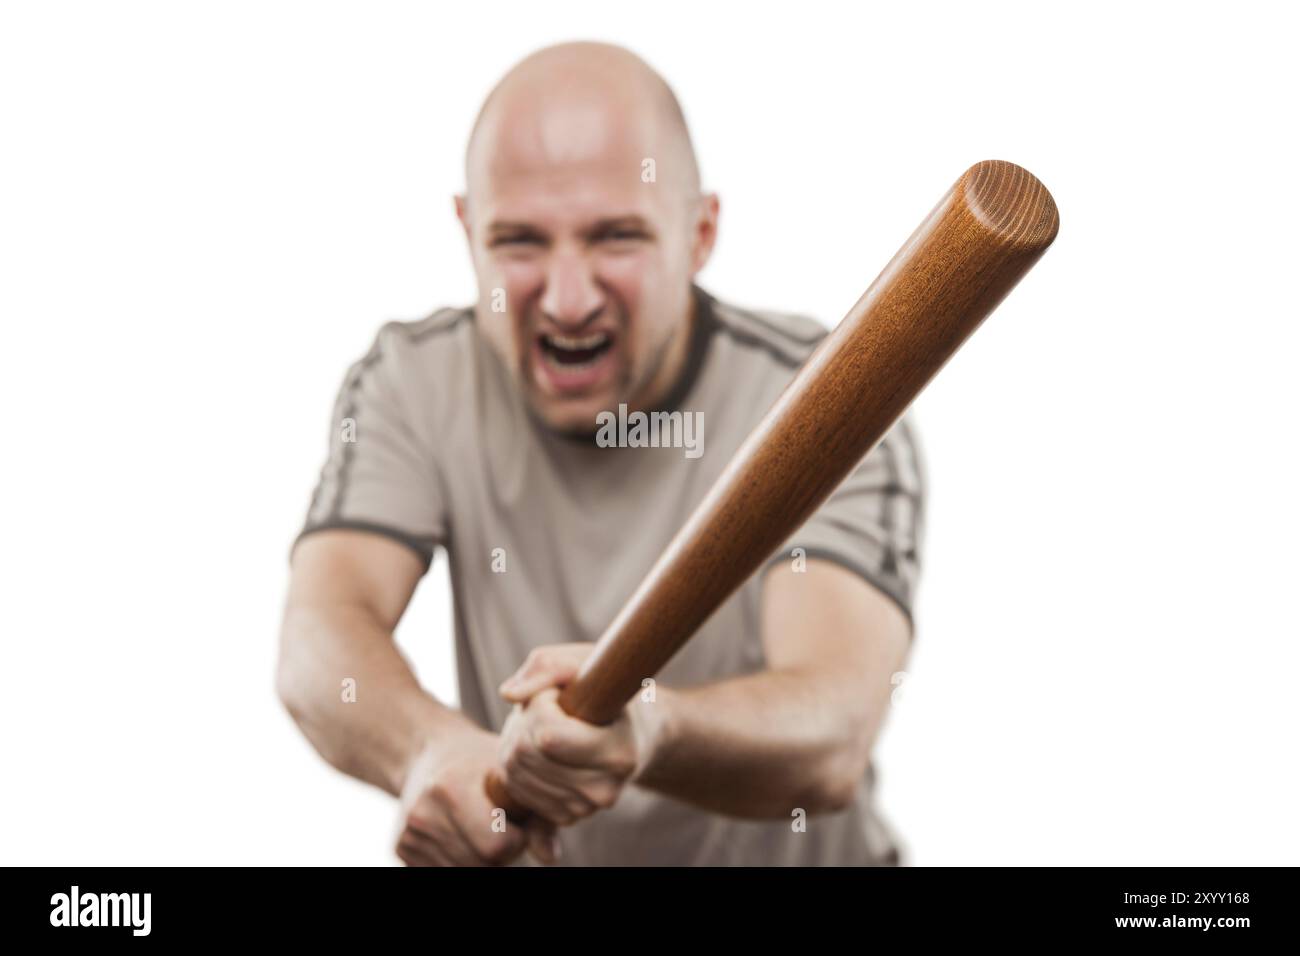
298,283,925,866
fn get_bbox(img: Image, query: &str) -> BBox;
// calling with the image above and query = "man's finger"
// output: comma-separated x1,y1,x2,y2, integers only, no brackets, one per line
406,805,485,867
525,818,562,866
396,830,452,867
450,804,528,866
499,644,591,701
501,762,593,826
520,689,626,767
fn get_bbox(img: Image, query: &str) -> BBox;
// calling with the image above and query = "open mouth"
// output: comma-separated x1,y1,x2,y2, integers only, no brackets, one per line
532,329,619,395
537,331,614,369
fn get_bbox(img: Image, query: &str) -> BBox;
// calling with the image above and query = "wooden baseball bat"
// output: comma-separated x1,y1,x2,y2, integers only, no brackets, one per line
486,159,1058,817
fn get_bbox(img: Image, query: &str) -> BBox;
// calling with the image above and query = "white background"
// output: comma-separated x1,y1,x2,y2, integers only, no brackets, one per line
2,0,1296,866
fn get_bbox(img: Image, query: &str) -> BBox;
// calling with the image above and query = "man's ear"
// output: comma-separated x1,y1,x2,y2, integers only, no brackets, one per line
454,194,471,239
690,192,720,275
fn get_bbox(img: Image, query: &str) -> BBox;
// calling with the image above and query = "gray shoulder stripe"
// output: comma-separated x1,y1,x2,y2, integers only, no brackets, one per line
895,417,926,526
309,344,376,523
318,307,469,523
746,310,826,346
711,315,814,369
714,301,827,347
328,347,384,520
877,436,899,578
408,307,472,343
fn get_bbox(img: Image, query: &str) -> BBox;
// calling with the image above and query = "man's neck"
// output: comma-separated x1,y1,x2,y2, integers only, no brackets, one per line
626,286,700,415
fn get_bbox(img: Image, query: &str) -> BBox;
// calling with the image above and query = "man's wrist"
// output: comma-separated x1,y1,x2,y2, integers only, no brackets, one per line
628,683,678,785
392,698,478,795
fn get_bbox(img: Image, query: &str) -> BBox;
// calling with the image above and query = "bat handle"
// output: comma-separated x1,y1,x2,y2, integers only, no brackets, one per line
482,680,604,826
484,768,531,823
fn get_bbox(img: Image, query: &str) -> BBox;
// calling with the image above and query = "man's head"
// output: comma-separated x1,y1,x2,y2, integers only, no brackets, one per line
456,41,719,434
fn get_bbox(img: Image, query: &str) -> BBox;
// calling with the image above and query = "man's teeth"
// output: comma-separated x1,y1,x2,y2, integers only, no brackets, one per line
544,332,610,350
541,348,605,371
539,331,613,371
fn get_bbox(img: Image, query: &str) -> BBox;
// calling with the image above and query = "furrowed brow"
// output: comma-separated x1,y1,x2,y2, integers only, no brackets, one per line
486,221,549,238
585,215,654,239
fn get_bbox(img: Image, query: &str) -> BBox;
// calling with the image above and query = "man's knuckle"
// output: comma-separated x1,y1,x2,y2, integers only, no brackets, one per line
503,744,527,773
535,730,560,757
542,804,574,827
482,839,517,865
425,781,451,804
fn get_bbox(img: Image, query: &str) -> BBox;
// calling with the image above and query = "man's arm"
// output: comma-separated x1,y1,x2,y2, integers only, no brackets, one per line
496,558,911,822
277,529,556,865
276,529,461,794
637,559,910,816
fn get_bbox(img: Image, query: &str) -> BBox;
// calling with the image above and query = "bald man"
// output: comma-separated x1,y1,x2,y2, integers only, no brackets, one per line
277,42,925,866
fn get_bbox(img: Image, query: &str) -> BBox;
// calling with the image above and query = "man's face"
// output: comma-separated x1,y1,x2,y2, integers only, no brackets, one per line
459,104,713,434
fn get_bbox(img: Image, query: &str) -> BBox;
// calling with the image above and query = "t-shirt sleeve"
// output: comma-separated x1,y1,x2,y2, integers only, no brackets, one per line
763,414,926,625
294,325,447,568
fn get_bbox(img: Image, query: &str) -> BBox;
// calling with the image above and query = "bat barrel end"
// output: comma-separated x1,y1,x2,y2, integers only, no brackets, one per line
961,160,1060,252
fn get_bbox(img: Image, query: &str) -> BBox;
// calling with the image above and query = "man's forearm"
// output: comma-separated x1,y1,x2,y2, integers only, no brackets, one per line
276,603,472,796
632,667,887,819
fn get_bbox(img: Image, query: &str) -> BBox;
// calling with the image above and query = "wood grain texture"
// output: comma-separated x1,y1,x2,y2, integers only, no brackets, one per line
486,160,1058,817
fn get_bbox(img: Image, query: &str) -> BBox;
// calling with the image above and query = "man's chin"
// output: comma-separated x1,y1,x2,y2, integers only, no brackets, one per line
529,393,612,438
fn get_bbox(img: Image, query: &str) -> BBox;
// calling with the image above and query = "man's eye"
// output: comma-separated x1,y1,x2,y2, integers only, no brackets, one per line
491,235,543,248
600,231,648,243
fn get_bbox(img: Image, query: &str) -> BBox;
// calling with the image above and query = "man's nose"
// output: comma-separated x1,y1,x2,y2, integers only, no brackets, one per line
538,252,604,329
